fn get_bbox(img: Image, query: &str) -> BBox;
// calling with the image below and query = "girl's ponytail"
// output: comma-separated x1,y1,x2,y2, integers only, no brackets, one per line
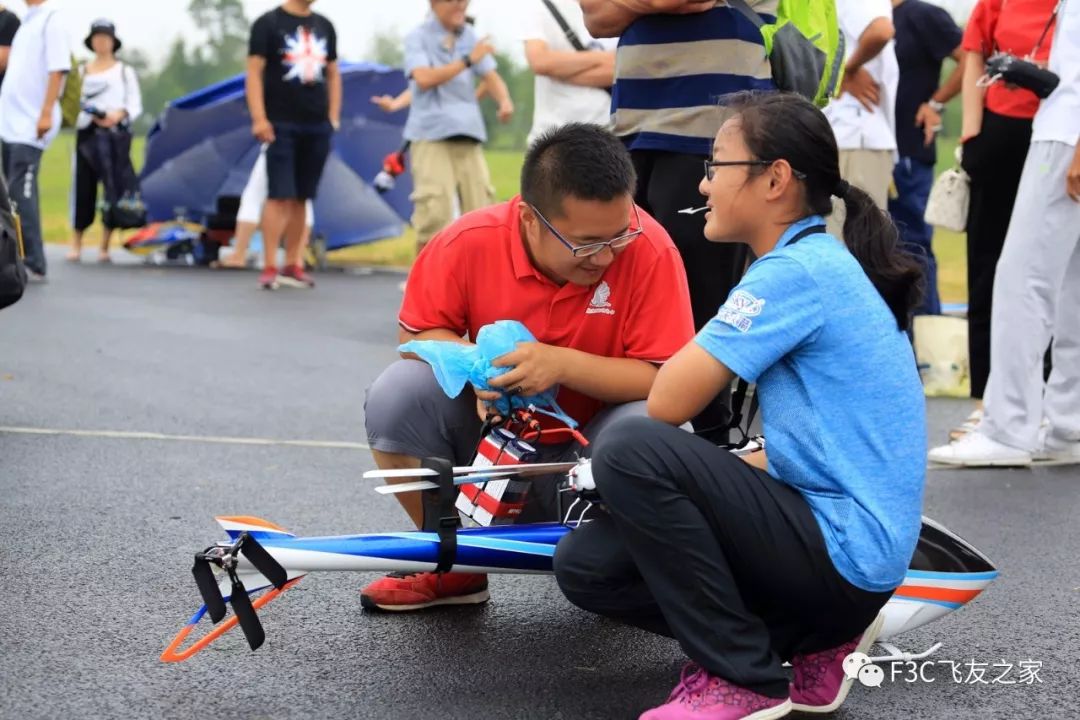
838,182,924,331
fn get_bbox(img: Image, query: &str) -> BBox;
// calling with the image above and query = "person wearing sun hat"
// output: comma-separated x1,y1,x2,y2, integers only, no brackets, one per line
66,18,142,263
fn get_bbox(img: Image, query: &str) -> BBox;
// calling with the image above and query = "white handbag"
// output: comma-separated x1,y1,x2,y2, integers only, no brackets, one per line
924,146,970,233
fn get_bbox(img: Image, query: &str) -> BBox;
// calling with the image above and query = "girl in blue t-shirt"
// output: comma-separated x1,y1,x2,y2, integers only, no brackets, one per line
553,92,926,720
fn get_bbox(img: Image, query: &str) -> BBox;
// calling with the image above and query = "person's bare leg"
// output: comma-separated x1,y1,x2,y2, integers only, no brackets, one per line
261,199,290,270
67,229,83,261
99,226,114,262
282,200,306,269
371,449,426,528
220,220,257,267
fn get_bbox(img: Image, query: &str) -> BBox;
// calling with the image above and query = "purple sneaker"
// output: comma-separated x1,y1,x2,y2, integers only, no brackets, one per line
640,664,791,720
790,612,885,713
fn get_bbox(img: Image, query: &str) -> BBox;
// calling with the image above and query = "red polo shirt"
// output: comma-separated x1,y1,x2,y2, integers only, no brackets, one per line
399,196,694,430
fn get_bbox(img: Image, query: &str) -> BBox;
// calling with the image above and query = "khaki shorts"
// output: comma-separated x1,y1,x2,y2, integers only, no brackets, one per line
410,139,496,250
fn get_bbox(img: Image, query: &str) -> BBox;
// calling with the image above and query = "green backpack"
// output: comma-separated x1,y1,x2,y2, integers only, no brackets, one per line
59,57,83,129
729,0,846,108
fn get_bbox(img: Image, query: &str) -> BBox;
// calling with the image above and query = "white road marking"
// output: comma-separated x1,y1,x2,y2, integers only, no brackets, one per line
0,426,370,451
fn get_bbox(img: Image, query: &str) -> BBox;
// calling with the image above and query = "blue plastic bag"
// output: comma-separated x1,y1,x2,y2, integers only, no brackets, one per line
399,320,577,427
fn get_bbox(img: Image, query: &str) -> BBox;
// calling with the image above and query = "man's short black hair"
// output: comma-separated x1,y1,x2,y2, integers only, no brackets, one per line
520,123,637,219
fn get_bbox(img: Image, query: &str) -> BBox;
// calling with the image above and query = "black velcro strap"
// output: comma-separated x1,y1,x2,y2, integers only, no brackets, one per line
787,224,826,246
421,457,458,574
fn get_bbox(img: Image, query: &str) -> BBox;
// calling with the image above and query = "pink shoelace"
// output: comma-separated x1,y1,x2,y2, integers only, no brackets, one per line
668,663,709,703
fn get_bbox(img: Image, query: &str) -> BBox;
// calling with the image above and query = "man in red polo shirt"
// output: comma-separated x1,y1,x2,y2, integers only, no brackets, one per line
362,122,694,611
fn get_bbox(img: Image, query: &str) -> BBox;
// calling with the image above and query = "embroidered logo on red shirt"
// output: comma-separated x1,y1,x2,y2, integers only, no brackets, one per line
586,281,615,316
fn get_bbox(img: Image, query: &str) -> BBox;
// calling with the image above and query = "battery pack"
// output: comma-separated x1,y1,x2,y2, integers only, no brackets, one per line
456,428,537,526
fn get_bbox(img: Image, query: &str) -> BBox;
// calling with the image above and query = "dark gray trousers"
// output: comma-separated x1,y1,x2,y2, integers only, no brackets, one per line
553,416,892,698
2,143,45,275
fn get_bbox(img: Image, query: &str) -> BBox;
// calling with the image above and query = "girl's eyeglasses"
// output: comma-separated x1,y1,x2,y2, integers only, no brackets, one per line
703,159,808,182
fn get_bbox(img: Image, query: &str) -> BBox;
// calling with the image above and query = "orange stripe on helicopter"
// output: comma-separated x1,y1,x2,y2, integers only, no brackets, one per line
894,585,984,604
215,515,290,533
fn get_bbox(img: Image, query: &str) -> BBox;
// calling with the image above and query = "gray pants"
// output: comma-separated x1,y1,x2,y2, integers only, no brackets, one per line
364,359,648,522
983,140,1080,450
2,143,45,275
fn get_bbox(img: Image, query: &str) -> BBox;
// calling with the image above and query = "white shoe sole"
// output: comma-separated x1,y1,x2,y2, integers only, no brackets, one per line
791,612,884,714
929,454,1032,467
361,589,490,612
276,276,313,289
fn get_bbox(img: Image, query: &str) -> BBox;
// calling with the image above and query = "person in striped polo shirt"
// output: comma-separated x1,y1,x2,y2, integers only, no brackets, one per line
582,0,777,442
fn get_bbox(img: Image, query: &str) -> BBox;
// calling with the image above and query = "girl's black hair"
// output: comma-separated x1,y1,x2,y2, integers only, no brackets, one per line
724,91,924,331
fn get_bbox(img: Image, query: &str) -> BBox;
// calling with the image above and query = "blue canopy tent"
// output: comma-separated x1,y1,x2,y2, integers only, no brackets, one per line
140,62,412,252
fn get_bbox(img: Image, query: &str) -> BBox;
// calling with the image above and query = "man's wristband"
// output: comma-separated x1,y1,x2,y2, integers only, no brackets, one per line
462,55,473,69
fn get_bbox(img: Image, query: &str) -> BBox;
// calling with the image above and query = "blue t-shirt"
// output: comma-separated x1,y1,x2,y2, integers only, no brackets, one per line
894,0,963,164
695,216,926,592
403,16,497,143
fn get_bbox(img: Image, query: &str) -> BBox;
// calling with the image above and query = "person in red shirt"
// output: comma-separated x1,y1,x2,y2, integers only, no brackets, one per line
361,122,695,611
953,0,1059,440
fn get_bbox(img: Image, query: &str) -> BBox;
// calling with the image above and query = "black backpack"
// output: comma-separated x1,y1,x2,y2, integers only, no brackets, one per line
0,178,27,311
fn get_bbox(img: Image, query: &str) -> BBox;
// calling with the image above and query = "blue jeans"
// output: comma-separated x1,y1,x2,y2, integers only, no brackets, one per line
889,157,940,315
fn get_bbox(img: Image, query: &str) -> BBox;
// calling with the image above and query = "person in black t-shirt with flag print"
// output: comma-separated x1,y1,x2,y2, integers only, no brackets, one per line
247,0,341,290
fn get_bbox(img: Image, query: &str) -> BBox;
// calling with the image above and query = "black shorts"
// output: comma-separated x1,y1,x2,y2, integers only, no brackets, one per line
265,121,333,200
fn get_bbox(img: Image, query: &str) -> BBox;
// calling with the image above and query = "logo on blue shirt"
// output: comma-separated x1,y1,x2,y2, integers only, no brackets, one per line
717,290,765,332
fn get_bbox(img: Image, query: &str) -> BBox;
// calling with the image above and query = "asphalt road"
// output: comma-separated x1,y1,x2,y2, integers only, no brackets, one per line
1,249,1077,720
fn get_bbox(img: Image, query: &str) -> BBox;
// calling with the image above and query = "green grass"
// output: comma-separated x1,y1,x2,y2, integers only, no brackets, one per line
38,137,967,302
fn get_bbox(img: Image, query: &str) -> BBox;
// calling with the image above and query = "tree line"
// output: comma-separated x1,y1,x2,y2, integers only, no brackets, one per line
123,0,537,150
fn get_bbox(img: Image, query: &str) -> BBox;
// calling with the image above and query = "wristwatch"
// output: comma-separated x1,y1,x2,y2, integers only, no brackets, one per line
462,54,473,69
927,99,945,113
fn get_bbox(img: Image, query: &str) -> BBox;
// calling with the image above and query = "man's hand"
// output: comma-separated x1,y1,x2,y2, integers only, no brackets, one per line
488,342,564,398
252,117,275,143
497,98,514,123
1068,144,1080,203
915,102,943,146
470,37,495,66
475,387,503,422
36,111,52,140
371,94,399,112
841,66,880,111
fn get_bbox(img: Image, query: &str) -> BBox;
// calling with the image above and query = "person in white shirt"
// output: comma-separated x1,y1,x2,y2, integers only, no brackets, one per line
67,19,142,263
216,146,314,269
521,0,615,147
823,0,898,236
930,0,1080,467
0,0,70,280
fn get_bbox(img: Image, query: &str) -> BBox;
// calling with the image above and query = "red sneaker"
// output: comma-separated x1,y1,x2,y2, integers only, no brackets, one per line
279,264,315,288
360,571,489,612
790,612,884,713
258,267,279,290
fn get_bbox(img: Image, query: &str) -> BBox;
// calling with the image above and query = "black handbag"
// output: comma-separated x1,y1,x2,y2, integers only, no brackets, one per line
0,180,27,311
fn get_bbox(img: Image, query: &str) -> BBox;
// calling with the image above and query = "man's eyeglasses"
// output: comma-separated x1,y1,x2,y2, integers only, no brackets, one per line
529,203,643,258
703,159,808,182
